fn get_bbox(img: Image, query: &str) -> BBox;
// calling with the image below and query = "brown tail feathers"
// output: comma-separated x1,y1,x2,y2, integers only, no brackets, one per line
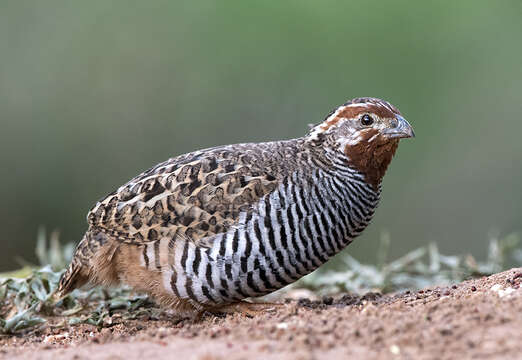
56,258,88,298
56,229,118,298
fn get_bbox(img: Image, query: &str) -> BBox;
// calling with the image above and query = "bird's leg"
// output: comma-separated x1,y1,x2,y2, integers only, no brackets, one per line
209,301,282,317
102,289,111,300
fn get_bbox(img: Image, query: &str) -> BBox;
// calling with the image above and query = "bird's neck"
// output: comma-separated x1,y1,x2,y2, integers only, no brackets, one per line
302,136,393,192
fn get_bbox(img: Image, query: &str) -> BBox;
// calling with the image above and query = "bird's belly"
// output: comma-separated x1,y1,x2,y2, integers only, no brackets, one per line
161,179,377,306
162,216,366,306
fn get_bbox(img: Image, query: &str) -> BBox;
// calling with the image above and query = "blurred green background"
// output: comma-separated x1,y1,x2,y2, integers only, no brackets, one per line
1,1,521,271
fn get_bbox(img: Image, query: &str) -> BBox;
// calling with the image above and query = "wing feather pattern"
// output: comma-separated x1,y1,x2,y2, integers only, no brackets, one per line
87,144,281,245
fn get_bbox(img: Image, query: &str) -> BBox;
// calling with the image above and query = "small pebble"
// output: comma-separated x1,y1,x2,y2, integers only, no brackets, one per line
322,296,333,305
471,286,477,292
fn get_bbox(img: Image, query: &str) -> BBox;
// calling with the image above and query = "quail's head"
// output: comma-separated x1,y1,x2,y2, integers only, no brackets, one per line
308,97,415,188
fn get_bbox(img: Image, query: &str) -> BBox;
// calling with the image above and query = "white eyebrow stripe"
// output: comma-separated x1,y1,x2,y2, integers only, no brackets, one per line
345,103,370,108
324,107,343,122
308,106,344,140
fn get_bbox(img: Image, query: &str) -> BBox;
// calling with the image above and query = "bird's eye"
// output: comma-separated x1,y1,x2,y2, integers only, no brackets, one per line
360,114,374,126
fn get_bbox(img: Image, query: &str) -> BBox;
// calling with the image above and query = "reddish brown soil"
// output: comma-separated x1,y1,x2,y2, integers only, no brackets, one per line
1,268,522,360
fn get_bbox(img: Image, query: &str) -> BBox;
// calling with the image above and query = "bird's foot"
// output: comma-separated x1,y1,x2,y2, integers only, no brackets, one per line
209,301,282,317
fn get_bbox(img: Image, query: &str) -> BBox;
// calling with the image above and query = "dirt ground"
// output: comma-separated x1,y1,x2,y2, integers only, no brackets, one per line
1,268,521,360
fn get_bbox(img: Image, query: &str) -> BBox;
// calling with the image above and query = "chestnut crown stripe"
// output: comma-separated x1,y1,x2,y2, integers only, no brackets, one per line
311,97,401,134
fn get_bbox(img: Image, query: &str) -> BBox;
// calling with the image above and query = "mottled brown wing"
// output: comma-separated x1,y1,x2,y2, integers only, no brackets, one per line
87,144,280,244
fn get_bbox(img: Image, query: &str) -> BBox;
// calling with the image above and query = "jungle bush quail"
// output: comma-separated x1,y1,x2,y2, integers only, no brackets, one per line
57,97,414,316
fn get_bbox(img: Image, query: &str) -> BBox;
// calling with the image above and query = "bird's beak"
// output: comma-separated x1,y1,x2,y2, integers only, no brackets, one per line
384,115,415,139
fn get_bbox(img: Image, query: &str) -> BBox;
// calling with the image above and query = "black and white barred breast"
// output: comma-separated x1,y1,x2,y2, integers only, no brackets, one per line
87,138,380,306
